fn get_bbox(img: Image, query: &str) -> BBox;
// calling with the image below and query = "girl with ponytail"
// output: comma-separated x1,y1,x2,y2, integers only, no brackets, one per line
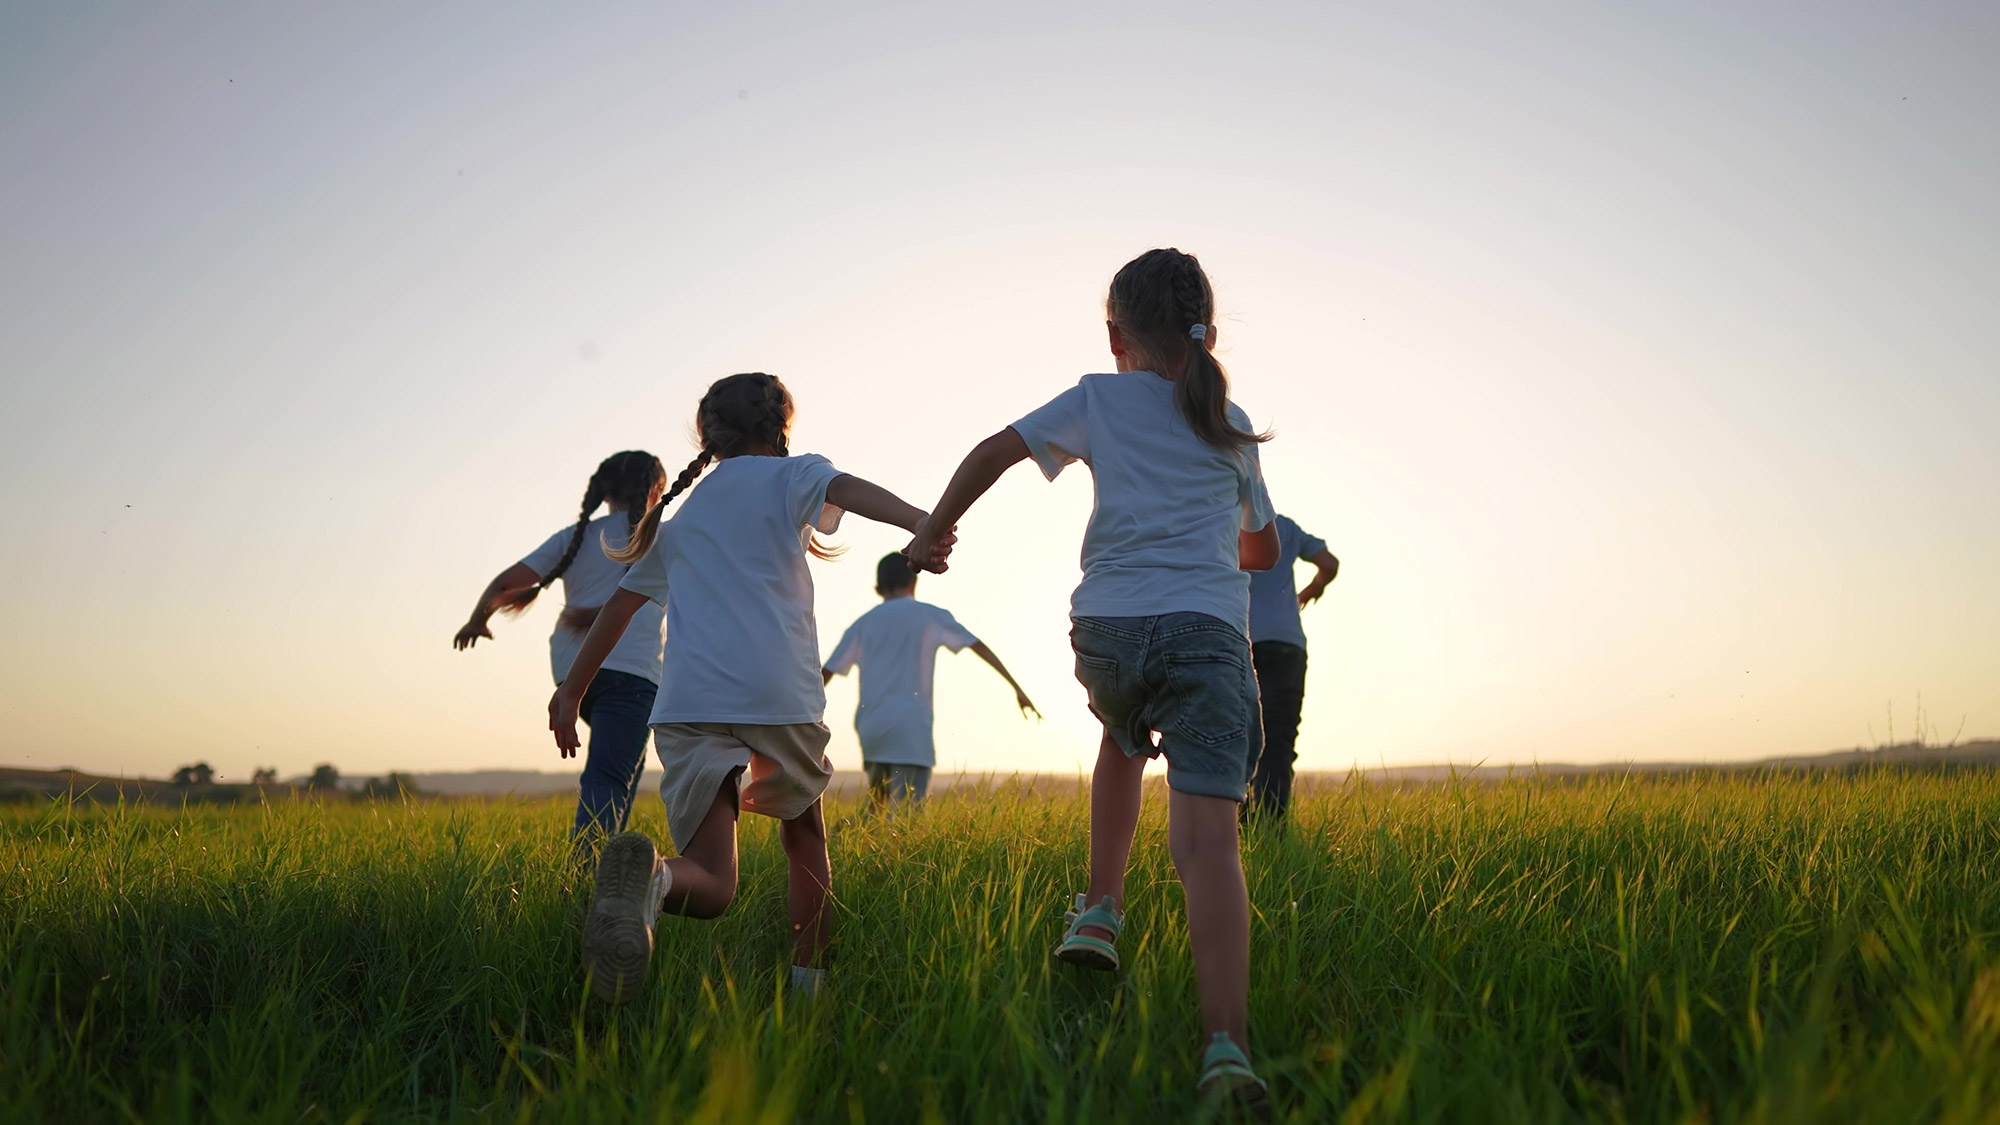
550,372,950,1005
905,249,1281,1109
454,450,668,845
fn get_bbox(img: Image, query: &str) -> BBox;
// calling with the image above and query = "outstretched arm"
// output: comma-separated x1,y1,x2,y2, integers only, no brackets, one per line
1298,548,1341,607
548,587,649,756
907,429,1030,571
825,475,959,572
969,641,1040,718
455,562,542,649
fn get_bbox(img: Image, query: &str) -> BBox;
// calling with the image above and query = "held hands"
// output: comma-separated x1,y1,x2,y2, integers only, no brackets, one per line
453,619,493,650
903,513,958,574
548,686,585,758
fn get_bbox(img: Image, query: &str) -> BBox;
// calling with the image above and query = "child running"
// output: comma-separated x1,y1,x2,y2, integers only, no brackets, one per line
822,552,1039,808
454,451,668,846
550,372,950,1003
907,248,1279,1109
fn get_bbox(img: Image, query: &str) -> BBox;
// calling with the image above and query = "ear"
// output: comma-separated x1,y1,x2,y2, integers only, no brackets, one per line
1106,321,1127,357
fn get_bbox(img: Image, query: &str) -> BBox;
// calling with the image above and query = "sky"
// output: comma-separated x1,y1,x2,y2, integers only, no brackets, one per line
1,2,1995,783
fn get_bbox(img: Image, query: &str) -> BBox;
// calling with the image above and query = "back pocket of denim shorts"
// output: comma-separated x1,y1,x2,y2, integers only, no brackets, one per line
1161,650,1250,748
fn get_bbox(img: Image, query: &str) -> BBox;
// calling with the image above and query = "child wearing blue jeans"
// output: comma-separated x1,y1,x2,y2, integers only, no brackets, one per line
908,248,1279,1110
454,451,667,845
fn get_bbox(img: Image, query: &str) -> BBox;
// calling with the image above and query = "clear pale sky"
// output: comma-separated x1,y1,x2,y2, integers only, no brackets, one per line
2,3,1994,782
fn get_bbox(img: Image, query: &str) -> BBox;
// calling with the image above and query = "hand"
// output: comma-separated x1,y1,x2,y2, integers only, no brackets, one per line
1015,688,1042,720
454,620,493,649
549,687,584,758
1298,580,1328,608
903,514,958,574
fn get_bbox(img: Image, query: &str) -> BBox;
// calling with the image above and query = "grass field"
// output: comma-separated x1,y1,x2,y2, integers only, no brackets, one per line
5,771,2000,1123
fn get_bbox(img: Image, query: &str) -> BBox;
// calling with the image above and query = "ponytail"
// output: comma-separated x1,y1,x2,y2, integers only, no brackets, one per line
607,451,710,564
1175,325,1261,451
1107,247,1271,452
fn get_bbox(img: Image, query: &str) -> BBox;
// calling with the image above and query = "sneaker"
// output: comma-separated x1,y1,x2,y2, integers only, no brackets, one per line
582,832,662,1003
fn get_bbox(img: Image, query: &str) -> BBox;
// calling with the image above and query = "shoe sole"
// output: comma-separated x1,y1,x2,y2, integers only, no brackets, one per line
1053,941,1120,972
1199,1075,1273,1120
583,832,659,1003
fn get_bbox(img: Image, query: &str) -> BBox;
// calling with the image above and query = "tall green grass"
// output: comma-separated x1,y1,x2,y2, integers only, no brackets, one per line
4,771,1999,1122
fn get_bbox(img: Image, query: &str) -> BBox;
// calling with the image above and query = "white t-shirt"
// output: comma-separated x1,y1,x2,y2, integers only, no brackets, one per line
823,597,980,767
520,512,666,686
618,453,845,726
1011,371,1277,635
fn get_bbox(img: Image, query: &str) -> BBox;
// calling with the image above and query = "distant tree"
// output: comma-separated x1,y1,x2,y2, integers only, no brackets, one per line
307,764,341,791
251,767,278,785
171,762,215,786
362,772,422,799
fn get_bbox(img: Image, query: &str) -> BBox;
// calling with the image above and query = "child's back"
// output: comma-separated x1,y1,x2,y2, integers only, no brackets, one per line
1016,370,1267,631
825,596,976,763
627,453,843,725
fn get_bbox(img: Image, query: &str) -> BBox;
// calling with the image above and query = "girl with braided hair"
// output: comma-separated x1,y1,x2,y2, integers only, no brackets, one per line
454,450,668,844
550,372,951,1004
906,248,1281,1109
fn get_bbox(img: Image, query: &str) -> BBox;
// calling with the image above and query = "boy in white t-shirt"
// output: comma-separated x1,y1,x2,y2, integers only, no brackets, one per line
822,553,1038,806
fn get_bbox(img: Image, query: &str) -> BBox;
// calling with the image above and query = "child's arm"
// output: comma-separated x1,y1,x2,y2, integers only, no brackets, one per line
906,429,1031,570
1239,522,1281,571
825,474,958,570
547,587,650,756
1298,548,1341,607
454,563,541,649
968,641,1040,718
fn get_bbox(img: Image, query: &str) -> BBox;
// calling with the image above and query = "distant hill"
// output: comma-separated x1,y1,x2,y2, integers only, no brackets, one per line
3,740,1994,803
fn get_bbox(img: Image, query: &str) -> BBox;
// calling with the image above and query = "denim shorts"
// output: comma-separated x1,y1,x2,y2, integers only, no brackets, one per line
1071,613,1263,801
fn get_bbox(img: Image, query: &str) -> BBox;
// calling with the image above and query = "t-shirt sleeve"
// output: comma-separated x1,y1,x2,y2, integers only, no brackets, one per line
787,453,845,534
519,525,577,578
1295,522,1329,560
1231,406,1277,532
1010,382,1090,481
934,608,979,652
616,523,673,606
824,620,862,675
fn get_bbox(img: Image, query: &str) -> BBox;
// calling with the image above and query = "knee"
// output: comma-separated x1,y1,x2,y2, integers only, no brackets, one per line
682,873,738,919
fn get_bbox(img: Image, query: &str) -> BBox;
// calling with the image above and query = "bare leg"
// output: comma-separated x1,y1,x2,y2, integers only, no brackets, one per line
1082,730,1146,936
663,782,740,919
1168,788,1251,1046
779,800,832,968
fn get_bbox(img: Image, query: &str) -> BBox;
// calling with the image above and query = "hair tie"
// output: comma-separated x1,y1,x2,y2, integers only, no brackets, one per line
1189,323,1208,341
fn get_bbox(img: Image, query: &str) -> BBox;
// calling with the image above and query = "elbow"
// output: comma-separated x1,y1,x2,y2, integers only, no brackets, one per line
1239,526,1281,571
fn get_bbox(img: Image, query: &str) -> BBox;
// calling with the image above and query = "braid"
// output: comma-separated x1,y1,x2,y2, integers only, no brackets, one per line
1108,247,1270,451
499,468,606,615
606,451,711,564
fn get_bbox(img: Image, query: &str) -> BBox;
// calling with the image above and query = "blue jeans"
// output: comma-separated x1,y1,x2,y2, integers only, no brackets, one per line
1070,613,1263,800
571,668,657,841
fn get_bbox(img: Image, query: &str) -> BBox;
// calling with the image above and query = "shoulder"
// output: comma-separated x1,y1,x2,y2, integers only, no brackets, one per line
1225,400,1256,429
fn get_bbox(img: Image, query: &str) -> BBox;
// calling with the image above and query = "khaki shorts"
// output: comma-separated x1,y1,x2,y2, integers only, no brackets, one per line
652,722,834,853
